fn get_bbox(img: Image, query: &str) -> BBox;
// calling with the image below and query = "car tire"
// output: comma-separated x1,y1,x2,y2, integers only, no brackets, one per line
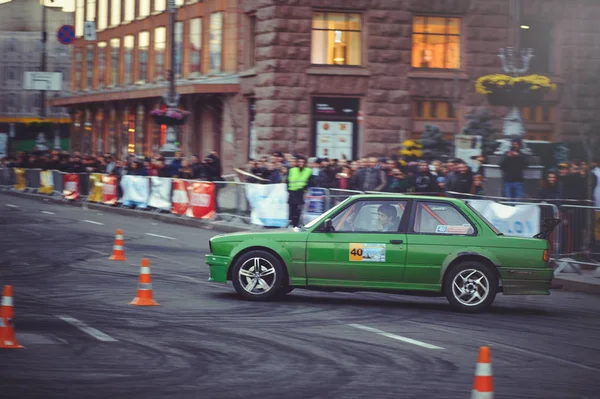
231,250,287,301
443,261,498,313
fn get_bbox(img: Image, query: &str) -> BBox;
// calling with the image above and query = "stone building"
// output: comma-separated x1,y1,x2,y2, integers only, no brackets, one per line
0,0,73,153
52,0,600,170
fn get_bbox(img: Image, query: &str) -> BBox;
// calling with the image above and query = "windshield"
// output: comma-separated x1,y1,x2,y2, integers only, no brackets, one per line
302,197,353,229
465,202,503,235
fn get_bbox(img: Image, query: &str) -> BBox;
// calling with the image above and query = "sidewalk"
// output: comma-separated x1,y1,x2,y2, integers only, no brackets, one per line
3,188,600,297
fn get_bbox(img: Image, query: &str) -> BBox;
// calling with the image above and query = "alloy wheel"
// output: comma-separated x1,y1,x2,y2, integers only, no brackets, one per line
451,269,490,307
238,257,277,295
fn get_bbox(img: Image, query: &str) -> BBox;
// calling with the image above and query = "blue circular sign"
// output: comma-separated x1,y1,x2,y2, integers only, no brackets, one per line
57,25,75,45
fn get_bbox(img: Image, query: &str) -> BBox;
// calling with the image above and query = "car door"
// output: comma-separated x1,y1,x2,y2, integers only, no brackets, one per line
306,199,410,289
403,200,478,288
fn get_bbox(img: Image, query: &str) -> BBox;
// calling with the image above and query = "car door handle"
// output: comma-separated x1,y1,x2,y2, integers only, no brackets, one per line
389,240,403,244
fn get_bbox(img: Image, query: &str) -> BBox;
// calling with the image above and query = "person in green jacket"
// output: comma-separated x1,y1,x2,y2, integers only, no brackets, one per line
287,156,312,227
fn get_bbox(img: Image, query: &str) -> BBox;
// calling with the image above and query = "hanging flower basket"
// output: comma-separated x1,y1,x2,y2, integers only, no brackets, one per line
149,108,191,126
475,74,557,108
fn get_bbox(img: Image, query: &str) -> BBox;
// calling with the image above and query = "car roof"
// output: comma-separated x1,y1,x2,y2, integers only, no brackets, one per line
347,194,466,205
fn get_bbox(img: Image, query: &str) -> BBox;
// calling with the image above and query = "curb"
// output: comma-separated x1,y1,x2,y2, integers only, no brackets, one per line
1,190,262,234
552,276,600,296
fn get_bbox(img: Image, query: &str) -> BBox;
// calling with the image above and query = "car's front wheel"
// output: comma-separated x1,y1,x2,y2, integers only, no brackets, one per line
231,250,286,301
443,261,497,313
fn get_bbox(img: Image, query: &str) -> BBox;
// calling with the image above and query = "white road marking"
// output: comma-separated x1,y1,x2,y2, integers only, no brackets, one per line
82,220,104,225
174,275,204,283
57,315,118,342
6,204,18,208
146,233,176,240
348,323,444,350
86,249,110,256
41,211,55,215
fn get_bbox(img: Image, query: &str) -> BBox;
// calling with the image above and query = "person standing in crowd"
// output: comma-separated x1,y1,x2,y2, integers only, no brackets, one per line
500,138,528,200
538,171,563,205
287,155,312,227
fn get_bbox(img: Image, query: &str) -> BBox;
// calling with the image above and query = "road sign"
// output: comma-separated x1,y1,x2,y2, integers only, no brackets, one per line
23,72,63,91
84,21,96,41
57,25,75,45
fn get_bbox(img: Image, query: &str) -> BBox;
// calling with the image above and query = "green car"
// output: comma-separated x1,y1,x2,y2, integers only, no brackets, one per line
206,194,556,312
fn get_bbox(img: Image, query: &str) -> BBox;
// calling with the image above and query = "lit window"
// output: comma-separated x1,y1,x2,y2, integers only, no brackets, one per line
139,0,150,18
311,12,362,66
189,18,202,75
110,38,120,86
86,45,94,89
209,12,223,73
124,35,134,84
76,0,85,37
98,41,107,87
413,100,456,120
124,0,135,22
111,0,121,26
154,27,166,80
412,16,461,69
86,0,96,21
155,0,166,12
174,21,183,77
138,31,150,82
98,0,108,30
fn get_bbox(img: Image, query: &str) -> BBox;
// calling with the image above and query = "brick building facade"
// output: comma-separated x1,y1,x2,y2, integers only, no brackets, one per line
51,0,600,170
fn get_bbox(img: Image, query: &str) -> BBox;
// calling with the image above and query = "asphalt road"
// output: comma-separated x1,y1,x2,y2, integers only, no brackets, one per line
1,193,600,399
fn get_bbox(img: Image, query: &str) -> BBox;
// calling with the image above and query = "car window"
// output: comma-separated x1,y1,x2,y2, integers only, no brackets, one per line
413,201,475,235
332,200,407,233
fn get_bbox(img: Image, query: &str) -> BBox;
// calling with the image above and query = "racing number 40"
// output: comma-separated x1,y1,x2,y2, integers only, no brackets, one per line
350,248,363,257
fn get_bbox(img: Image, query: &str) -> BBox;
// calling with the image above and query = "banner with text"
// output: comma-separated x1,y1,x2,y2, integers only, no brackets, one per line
466,199,540,237
120,175,149,208
186,182,216,219
148,177,173,211
245,183,289,227
102,175,118,205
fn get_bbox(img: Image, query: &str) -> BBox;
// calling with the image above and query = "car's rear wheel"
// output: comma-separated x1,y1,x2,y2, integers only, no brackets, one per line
443,261,497,313
231,250,286,301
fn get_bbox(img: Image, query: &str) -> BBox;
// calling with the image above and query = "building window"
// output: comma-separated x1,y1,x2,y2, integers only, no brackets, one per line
138,31,150,82
522,104,554,123
110,38,120,86
154,27,166,80
413,100,456,120
209,12,223,73
311,12,362,66
154,0,166,12
175,0,184,5
7,93,19,110
247,14,256,68
124,35,134,84
124,0,134,22
189,18,202,75
86,44,94,89
98,0,108,30
98,41,107,87
111,0,121,26
139,0,150,18
174,21,183,77
75,49,82,90
312,97,359,159
6,66,18,81
412,16,461,69
86,0,96,21
520,22,553,74
6,38,17,53
75,0,85,37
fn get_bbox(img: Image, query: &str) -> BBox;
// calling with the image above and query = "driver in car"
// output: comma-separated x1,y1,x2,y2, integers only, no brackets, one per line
377,204,398,232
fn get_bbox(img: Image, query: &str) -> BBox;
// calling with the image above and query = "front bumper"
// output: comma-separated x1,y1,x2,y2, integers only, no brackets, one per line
499,267,554,295
205,254,230,283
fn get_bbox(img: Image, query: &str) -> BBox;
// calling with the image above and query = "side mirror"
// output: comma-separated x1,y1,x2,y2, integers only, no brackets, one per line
322,218,334,233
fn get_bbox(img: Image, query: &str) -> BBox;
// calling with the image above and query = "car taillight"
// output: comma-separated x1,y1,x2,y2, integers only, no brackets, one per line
543,249,549,262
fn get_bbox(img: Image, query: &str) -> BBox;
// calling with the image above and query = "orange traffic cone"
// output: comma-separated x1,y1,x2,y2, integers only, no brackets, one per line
109,229,127,261
0,285,23,349
471,346,493,398
130,259,159,306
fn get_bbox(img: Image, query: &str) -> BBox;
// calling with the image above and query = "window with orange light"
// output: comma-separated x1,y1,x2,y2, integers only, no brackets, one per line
413,100,456,120
311,12,362,66
412,16,461,69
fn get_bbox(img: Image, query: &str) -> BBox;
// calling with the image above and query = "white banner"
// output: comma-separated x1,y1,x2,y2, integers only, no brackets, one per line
120,175,150,208
148,177,172,211
467,200,540,237
245,183,289,227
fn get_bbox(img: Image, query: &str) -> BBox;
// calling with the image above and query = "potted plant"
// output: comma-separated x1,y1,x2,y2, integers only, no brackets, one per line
475,74,557,107
149,108,191,126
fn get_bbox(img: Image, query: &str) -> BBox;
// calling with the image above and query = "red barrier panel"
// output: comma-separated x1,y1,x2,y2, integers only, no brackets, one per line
102,175,118,205
186,182,216,220
63,174,80,201
171,179,189,215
